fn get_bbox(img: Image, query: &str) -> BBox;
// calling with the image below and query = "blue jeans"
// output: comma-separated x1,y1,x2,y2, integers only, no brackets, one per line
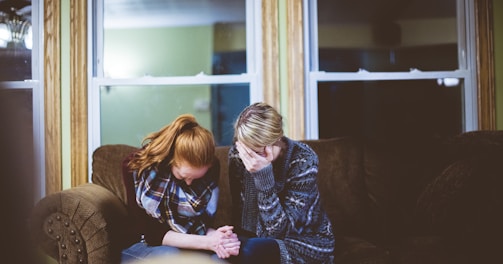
122,242,224,263
121,242,182,263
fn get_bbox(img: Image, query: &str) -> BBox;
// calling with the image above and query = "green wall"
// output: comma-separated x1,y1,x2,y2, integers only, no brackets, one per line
101,26,213,147
104,26,213,78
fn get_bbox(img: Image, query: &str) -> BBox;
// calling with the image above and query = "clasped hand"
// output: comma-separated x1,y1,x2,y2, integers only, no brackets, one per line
207,225,240,259
236,141,273,172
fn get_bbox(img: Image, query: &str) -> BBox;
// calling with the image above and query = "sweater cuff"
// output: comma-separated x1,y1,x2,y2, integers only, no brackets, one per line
252,164,275,191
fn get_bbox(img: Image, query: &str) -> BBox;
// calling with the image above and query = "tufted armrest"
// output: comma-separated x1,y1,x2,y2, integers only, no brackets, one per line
30,183,130,264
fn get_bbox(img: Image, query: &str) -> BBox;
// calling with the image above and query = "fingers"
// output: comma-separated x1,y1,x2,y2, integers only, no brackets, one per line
212,226,240,259
225,246,240,256
220,241,241,258
236,142,254,171
235,141,271,172
235,142,252,163
216,226,235,239
217,225,233,233
217,241,241,259
224,241,241,248
264,145,274,162
216,244,230,259
236,141,257,159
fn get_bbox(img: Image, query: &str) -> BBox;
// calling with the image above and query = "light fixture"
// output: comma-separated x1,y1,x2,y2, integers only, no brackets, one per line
0,0,31,49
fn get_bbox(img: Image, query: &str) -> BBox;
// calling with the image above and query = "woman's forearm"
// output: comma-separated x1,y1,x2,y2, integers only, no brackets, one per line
161,227,240,259
162,230,211,250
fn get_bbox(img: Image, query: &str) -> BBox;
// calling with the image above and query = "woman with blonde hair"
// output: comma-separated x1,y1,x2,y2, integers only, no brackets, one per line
228,103,335,264
121,114,240,263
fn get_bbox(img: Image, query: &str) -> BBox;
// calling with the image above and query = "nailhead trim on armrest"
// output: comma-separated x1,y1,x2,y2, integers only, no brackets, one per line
44,212,87,264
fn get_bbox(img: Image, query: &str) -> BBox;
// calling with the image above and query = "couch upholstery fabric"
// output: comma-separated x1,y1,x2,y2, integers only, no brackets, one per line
29,131,503,263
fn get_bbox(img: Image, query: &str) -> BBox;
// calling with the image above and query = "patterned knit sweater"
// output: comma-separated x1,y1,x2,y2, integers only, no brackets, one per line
228,137,335,264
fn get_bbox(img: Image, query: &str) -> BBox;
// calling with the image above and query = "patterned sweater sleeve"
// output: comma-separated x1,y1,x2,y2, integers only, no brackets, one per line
253,144,321,238
228,147,246,230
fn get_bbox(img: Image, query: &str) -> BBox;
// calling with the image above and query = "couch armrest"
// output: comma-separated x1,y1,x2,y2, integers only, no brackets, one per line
30,184,129,264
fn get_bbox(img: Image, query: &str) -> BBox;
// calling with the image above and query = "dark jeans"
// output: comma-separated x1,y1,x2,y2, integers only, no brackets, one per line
228,236,280,264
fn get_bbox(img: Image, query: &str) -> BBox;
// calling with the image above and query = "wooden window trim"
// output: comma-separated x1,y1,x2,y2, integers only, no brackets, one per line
476,0,496,130
70,0,88,187
286,0,304,139
44,0,61,194
262,1,281,109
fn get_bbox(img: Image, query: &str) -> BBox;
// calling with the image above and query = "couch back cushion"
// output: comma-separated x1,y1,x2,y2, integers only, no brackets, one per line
416,130,503,251
213,146,232,228
362,136,445,242
92,144,138,204
213,138,374,238
302,137,371,238
92,144,235,229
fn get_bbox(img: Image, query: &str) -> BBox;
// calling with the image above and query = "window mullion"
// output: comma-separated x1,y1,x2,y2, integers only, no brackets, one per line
312,70,470,81
93,74,255,86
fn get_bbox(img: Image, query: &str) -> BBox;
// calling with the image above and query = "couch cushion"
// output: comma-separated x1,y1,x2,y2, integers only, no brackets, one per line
303,137,371,238
362,136,444,243
213,145,232,228
416,151,503,251
439,130,503,167
92,144,138,204
334,236,391,264
390,236,465,264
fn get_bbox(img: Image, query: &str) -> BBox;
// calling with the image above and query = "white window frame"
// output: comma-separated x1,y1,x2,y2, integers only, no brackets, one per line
304,0,478,139
87,0,262,180
0,1,45,201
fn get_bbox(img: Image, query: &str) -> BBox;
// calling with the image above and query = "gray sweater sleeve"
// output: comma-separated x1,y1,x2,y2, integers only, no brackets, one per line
252,148,320,238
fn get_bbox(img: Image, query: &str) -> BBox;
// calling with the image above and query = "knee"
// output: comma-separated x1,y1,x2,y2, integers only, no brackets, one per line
239,238,279,262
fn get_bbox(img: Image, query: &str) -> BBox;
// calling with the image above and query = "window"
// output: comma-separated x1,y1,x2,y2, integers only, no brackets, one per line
90,0,262,157
0,0,44,200
305,0,477,140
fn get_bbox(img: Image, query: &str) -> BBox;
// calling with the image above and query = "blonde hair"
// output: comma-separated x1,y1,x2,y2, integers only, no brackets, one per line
234,102,283,148
128,114,215,178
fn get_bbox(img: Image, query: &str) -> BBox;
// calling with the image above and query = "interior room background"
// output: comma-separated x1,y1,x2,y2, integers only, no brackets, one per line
0,0,502,208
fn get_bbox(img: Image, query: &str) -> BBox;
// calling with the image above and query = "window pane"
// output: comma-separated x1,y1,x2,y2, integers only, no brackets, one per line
103,0,246,78
0,88,34,213
317,0,457,72
318,79,463,140
0,0,32,81
100,84,249,146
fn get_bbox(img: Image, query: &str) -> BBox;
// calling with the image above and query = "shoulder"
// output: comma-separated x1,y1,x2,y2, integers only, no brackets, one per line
228,144,242,164
202,158,220,185
209,158,220,179
122,150,137,168
228,144,238,157
287,138,319,164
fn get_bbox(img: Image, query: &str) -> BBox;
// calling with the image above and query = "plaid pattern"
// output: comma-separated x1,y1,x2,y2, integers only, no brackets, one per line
134,167,218,235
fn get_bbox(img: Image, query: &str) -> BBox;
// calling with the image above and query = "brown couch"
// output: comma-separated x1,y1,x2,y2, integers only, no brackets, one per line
30,131,503,264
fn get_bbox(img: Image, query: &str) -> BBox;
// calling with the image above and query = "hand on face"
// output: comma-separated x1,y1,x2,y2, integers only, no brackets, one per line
236,141,273,173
